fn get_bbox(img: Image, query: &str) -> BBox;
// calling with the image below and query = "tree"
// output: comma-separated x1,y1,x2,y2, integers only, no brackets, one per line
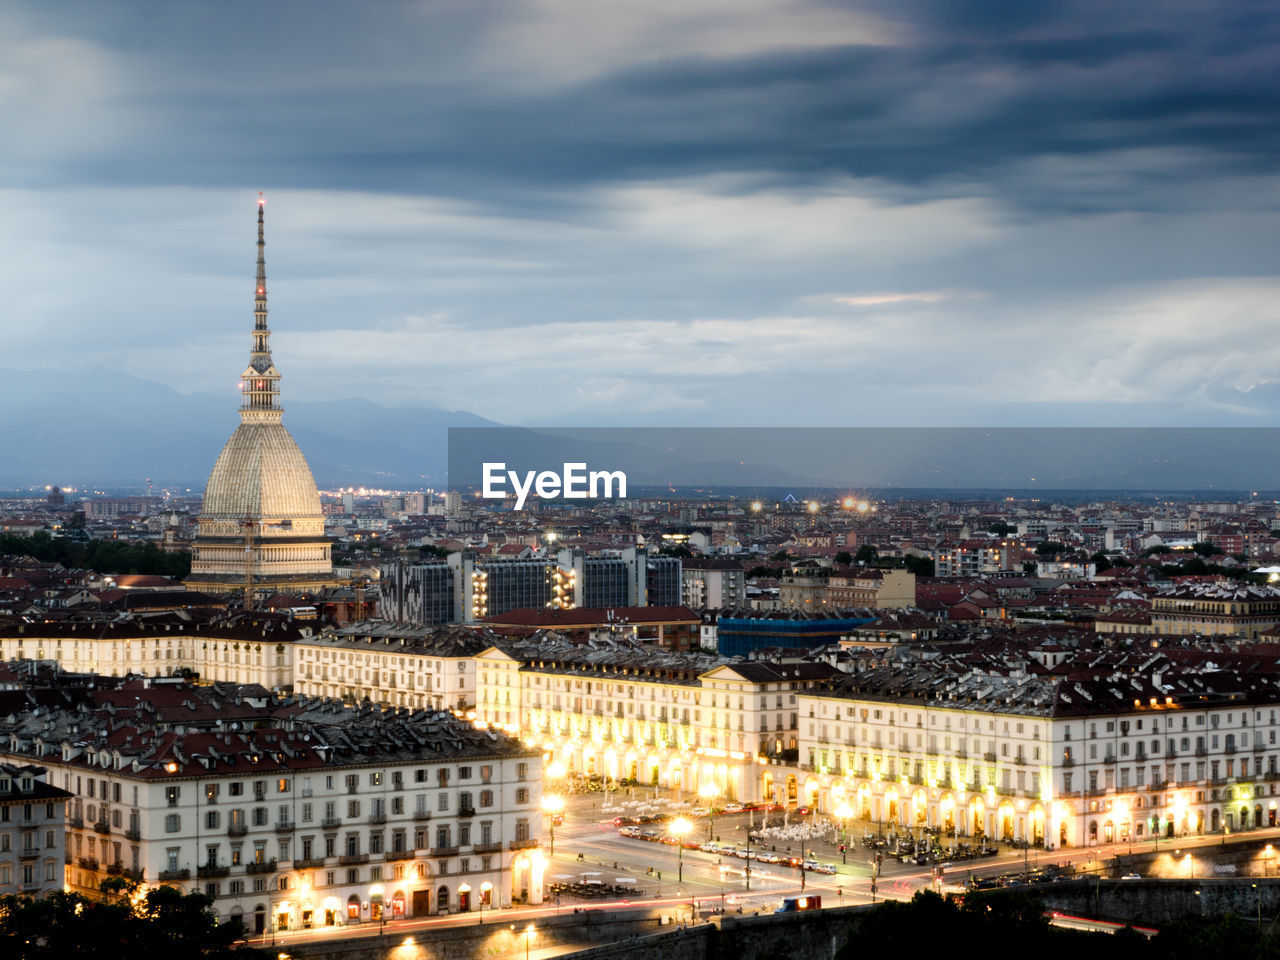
1192,541,1224,557
987,522,1016,535
1035,541,1067,556
0,885,263,960
834,550,853,566
854,544,879,564
903,555,934,577
1090,551,1112,572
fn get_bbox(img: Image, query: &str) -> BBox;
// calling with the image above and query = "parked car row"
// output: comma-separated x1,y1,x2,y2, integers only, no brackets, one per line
616,828,838,873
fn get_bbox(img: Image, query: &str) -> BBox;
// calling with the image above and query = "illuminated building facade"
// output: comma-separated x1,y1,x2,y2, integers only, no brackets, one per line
293,624,492,709
0,612,307,689
1150,583,1280,638
0,677,543,930
474,642,839,803
380,549,680,625
795,670,1280,849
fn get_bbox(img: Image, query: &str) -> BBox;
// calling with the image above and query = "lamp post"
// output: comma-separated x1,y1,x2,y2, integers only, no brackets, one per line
543,795,564,857
835,802,853,865
672,817,692,883
524,924,537,960
699,783,720,842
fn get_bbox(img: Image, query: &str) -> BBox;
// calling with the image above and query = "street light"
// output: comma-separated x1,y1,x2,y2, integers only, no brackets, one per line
672,817,692,883
835,801,853,865
543,795,564,856
523,924,537,960
699,783,720,842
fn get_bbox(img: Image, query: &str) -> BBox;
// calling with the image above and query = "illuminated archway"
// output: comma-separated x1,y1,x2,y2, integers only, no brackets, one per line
940,794,956,834
970,796,986,837
998,802,1015,841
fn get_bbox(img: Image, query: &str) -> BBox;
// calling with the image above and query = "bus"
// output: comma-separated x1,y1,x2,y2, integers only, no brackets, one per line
776,896,822,913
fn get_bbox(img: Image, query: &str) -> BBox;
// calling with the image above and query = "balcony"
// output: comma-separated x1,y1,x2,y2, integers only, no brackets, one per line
984,753,997,763
321,816,342,828
68,815,84,829
1225,745,1238,755
1195,746,1208,757
473,841,503,854
1014,757,1026,765
295,857,326,869
509,838,540,851
197,864,230,878
413,810,432,821
338,853,369,866
368,812,387,825
121,867,144,882
457,806,476,818
93,820,110,834
78,856,99,871
430,845,459,858
275,821,295,832
227,823,248,836
125,828,141,841
386,850,415,862
1061,757,1075,768
1254,742,1266,752
246,859,277,875
19,850,39,861
158,868,190,881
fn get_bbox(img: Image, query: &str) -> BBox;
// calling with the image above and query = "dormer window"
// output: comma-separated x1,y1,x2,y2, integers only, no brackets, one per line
20,777,33,792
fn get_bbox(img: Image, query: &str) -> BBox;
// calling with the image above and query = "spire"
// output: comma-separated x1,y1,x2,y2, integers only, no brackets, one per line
241,193,282,421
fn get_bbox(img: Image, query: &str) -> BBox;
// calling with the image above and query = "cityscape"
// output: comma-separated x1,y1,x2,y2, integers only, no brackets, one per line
4,2,1280,960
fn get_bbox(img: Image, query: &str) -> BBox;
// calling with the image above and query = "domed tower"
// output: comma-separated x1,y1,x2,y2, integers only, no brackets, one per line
185,196,340,596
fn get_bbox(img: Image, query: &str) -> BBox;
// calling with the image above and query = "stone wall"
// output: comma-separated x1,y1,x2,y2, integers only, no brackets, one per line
280,903,874,960
1013,877,1280,926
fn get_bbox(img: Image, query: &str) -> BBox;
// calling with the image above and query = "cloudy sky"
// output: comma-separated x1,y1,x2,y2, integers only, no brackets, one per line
4,0,1279,428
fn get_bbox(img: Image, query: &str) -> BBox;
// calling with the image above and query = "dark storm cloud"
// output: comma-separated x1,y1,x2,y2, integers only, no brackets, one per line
4,0,1280,429
6,0,1278,215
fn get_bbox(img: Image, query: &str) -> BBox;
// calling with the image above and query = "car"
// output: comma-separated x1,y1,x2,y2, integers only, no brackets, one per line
794,806,812,816
691,807,710,817
613,816,640,826
1121,873,1142,880
699,842,718,853
618,826,642,838
723,802,745,814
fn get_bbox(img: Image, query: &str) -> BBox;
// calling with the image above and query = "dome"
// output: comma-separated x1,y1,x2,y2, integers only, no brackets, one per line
200,421,322,520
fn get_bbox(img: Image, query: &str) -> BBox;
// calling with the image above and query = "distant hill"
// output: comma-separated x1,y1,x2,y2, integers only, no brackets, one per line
0,368,496,488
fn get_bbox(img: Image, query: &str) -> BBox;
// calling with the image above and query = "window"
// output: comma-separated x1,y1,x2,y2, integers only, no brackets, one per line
515,788,529,805
165,787,180,807
205,810,220,830
164,814,181,833
277,778,290,793
369,772,383,787
515,818,530,841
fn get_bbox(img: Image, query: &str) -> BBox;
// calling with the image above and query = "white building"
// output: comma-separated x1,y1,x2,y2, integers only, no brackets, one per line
0,763,72,898
0,676,543,933
795,665,1280,850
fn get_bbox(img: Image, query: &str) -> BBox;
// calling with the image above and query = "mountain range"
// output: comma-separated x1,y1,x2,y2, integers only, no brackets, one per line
0,368,493,490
